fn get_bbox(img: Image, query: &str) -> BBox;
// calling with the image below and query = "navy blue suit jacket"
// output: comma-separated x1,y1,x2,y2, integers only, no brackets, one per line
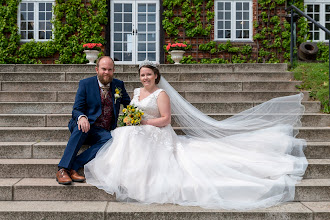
69,76,131,132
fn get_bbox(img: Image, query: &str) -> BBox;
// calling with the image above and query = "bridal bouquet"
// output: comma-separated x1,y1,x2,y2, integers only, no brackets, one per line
118,105,144,126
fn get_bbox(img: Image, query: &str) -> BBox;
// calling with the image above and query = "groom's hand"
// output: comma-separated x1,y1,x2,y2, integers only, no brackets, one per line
78,117,90,133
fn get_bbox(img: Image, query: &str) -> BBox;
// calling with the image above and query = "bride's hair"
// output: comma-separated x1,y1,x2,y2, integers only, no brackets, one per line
139,65,162,84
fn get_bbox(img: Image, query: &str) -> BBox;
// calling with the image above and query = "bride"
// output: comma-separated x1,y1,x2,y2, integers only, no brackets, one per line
84,61,308,210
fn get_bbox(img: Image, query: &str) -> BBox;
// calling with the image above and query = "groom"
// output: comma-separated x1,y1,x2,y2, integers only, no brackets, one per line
56,56,131,185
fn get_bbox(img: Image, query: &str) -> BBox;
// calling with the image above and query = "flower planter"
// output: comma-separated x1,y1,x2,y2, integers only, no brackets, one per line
169,50,185,64
84,50,100,65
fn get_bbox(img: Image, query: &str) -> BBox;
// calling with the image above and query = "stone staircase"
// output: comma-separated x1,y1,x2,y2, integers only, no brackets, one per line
0,63,329,219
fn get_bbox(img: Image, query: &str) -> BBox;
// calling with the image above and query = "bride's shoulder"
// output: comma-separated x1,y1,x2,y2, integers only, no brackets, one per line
133,88,141,96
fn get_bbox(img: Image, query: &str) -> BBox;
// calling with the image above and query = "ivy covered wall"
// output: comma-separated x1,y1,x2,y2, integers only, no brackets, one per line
0,0,328,64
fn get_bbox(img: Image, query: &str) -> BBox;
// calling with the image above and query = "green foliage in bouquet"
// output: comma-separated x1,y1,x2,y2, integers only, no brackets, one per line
118,105,144,126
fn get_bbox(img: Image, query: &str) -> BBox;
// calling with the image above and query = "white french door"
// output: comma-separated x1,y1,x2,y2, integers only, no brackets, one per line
111,0,159,64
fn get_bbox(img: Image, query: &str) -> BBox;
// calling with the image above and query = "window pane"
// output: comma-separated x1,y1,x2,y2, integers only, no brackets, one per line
28,12,34,20
225,30,230,38
236,30,242,38
124,23,132,32
46,12,52,20
148,53,156,61
21,13,26,20
124,53,132,61
138,43,146,51
124,33,132,41
148,14,156,22
138,53,146,61
243,21,249,29
114,23,122,31
124,13,132,22
148,33,155,41
21,22,26,30
225,12,230,19
243,12,249,20
28,22,34,30
39,12,45,20
225,2,230,10
39,22,45,30
236,12,242,20
138,14,146,22
218,2,223,10
46,22,52,30
236,2,242,11
243,30,249,38
114,43,122,51
218,30,223,38
39,3,45,11
114,4,122,12
39,31,45,39
326,5,330,12
138,4,146,12
314,14,319,21
28,3,34,11
46,3,52,11
138,24,146,31
148,43,155,51
114,13,122,22
46,31,52,39
138,34,146,41
21,31,26,39
314,5,319,12
307,5,313,12
148,24,155,31
28,31,33,39
236,21,242,29
243,3,249,10
314,32,319,40
218,21,223,29
148,4,156,12
218,12,223,19
114,53,122,61
21,3,26,11
114,33,122,41
225,21,230,29
326,14,330,21
124,4,132,12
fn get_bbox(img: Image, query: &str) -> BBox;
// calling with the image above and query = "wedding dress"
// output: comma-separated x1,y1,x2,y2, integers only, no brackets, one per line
84,78,308,210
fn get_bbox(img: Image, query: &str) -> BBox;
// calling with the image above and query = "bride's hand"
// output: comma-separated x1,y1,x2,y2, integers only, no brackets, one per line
140,120,148,125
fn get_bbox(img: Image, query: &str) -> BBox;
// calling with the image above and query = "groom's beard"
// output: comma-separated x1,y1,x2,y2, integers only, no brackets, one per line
97,74,113,85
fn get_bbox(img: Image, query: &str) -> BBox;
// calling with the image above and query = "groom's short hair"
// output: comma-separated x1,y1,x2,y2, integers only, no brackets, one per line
96,56,115,68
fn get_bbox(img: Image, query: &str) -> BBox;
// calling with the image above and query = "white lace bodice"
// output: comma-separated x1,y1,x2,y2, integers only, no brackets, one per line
130,88,164,120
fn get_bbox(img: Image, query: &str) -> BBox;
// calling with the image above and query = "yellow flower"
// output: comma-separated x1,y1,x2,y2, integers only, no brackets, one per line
122,109,127,113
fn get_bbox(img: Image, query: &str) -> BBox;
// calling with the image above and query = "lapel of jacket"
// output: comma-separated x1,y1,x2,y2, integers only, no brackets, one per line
110,80,117,118
94,76,102,106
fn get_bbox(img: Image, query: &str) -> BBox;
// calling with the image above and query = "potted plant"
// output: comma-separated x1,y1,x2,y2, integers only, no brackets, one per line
166,43,187,64
83,43,102,64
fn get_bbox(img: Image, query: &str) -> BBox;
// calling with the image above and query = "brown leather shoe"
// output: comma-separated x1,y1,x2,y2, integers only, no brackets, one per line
70,169,86,182
56,168,72,185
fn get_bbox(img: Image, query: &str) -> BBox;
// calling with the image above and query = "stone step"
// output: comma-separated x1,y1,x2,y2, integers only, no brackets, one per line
0,91,309,103
0,81,301,92
0,126,328,142
0,113,329,127
0,159,327,179
0,177,328,202
1,141,329,159
0,71,295,82
1,201,328,220
0,100,319,114
0,63,288,73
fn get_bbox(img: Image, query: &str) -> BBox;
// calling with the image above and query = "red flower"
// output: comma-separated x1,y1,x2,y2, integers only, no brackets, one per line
166,43,188,52
83,43,103,51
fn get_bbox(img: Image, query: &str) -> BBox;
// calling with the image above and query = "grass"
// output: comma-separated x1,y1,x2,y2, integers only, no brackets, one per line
292,62,329,113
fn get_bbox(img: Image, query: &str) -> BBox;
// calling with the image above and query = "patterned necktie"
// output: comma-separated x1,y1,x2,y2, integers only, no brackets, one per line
101,86,110,99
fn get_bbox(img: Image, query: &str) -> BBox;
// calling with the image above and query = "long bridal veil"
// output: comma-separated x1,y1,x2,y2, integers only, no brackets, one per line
158,77,305,139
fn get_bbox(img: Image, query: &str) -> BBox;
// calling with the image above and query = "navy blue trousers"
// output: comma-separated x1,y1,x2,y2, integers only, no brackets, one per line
58,124,112,171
